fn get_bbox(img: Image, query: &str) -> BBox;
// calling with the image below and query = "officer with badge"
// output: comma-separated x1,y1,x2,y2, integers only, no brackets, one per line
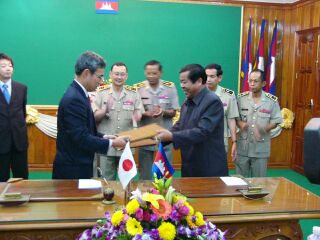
92,62,144,180
134,60,180,180
205,64,239,161
236,69,282,177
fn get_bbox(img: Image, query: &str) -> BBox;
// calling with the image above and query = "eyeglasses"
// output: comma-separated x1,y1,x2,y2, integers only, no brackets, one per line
94,73,104,80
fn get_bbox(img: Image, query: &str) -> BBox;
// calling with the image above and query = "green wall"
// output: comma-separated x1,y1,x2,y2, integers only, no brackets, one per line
0,0,242,104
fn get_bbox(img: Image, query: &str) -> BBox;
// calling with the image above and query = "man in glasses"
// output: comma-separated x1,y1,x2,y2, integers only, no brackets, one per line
236,69,282,177
92,62,144,180
52,52,127,179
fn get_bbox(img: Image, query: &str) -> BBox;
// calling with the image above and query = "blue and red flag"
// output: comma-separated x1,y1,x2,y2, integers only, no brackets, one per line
240,18,253,92
265,20,278,95
152,143,175,179
96,0,119,14
254,19,266,71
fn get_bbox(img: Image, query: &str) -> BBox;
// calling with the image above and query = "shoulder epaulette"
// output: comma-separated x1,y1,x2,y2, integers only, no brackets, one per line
222,87,235,96
238,91,249,97
266,92,278,101
124,85,137,92
162,80,174,88
97,84,111,91
133,82,146,89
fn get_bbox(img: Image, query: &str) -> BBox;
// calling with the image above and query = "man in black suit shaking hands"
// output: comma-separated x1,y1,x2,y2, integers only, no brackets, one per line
52,51,127,179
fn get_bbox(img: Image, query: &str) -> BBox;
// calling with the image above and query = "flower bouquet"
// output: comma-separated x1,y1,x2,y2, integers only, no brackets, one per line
77,176,225,240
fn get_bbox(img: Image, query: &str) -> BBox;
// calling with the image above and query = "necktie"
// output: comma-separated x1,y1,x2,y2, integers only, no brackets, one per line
2,84,10,104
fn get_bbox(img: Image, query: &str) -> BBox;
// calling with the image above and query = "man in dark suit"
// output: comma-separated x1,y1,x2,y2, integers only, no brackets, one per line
156,64,228,177
52,51,127,179
0,53,28,182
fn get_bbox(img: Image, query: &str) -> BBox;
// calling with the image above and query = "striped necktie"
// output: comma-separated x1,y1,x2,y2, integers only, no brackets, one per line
2,84,10,104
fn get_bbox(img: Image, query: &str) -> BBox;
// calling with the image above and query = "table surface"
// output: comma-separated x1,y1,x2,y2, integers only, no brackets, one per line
0,177,319,225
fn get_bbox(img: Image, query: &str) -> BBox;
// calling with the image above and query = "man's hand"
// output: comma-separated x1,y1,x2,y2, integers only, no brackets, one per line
155,129,173,142
231,142,237,162
103,134,117,139
111,136,128,149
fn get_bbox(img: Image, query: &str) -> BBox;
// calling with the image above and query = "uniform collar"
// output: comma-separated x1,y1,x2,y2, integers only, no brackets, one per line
110,84,127,99
249,90,267,102
146,79,165,93
215,85,222,97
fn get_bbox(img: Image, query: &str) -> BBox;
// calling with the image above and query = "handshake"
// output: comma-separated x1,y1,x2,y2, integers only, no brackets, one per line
103,134,129,150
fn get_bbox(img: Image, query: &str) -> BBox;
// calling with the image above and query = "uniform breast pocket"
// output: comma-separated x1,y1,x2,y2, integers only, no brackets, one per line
257,112,270,125
122,104,134,119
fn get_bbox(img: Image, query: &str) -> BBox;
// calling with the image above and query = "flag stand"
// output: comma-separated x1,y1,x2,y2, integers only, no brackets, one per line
124,181,132,205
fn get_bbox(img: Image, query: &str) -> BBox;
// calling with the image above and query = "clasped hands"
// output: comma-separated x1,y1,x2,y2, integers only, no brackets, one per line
103,134,129,149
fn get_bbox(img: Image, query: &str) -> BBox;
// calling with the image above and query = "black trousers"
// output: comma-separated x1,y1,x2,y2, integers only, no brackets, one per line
0,148,28,182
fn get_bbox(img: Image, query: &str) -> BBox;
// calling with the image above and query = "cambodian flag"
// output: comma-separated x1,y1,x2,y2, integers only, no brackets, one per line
152,143,175,179
254,19,266,71
96,0,119,14
240,18,253,92
265,20,278,95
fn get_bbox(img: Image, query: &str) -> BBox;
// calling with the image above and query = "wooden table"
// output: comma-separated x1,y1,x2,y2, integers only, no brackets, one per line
0,177,319,240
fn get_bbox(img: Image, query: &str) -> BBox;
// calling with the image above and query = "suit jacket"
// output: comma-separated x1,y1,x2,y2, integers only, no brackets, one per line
171,87,228,177
53,81,110,179
0,81,28,154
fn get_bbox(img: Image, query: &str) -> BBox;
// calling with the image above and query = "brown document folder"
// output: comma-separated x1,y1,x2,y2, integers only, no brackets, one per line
117,123,165,147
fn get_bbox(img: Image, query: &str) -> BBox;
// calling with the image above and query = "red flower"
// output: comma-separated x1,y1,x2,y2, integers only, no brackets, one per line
150,199,172,220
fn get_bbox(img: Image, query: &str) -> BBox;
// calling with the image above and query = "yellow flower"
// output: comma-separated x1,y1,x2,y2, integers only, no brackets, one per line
183,201,194,216
111,210,123,226
142,192,164,209
126,217,143,236
126,199,140,215
158,222,176,240
172,194,187,203
195,211,205,226
186,215,197,229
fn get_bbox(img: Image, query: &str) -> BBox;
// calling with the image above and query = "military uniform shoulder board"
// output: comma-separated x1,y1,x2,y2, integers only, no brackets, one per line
133,82,146,89
266,92,278,101
238,91,249,97
162,80,174,87
222,87,235,96
124,85,137,92
97,83,111,91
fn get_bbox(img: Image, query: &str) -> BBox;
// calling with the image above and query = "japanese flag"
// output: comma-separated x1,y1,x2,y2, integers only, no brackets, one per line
118,142,137,189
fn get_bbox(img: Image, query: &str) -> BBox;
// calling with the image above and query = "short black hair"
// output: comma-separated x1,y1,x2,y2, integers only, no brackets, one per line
205,63,223,76
179,64,207,84
110,62,128,72
250,69,265,82
0,53,14,67
75,51,106,76
144,60,162,71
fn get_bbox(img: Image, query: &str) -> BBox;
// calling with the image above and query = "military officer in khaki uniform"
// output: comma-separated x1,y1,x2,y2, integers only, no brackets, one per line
205,64,239,161
236,69,282,177
92,62,144,180
134,60,180,180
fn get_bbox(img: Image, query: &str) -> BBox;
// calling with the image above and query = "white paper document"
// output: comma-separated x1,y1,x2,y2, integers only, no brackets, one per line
78,179,102,189
220,177,248,186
